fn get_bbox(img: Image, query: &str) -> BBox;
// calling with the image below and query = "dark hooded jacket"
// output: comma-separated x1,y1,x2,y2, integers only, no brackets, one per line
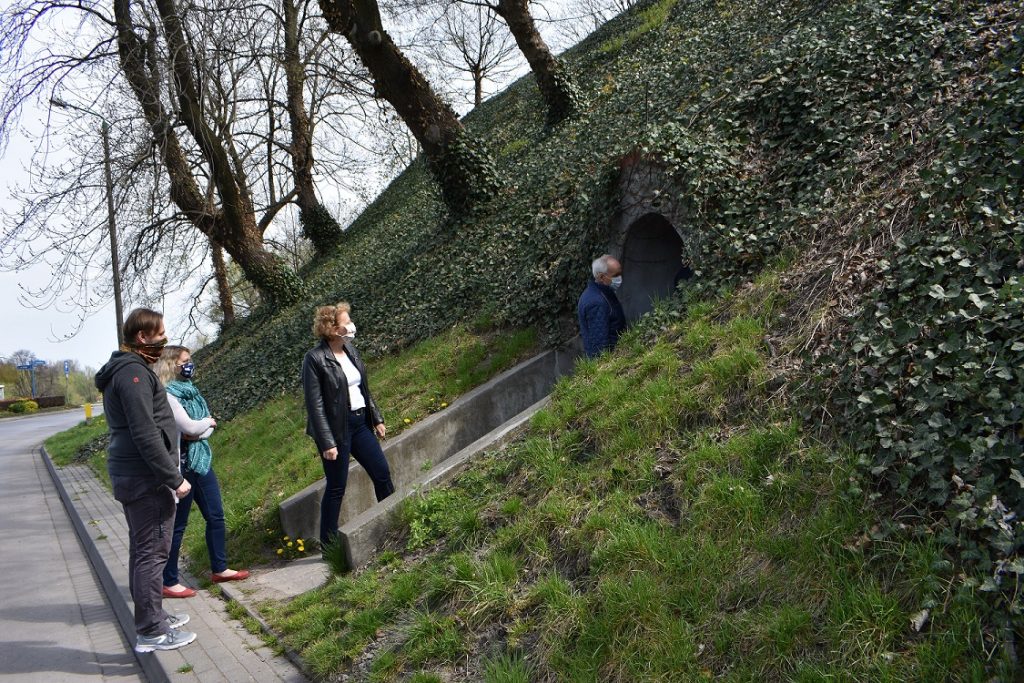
302,339,383,454
94,351,183,489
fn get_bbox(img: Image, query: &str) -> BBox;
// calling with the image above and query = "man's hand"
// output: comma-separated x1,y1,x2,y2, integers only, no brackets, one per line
375,423,386,439
322,447,338,461
175,479,192,498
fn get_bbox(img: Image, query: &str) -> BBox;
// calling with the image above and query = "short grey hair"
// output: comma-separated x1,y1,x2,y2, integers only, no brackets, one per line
592,255,614,278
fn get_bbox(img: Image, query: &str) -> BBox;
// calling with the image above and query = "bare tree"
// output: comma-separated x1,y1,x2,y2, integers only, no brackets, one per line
423,4,519,106
397,0,581,123
317,0,501,213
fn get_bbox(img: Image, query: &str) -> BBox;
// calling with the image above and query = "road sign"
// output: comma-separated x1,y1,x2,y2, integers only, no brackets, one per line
64,360,70,377
32,359,46,366
16,364,31,370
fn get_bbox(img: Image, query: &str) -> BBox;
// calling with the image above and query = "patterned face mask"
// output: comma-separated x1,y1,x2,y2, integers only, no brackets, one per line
179,360,196,379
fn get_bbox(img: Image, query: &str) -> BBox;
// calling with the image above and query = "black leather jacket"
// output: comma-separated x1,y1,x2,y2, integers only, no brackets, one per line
302,339,383,453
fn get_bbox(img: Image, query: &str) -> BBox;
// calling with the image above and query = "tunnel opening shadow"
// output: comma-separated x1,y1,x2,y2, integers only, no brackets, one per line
618,213,688,322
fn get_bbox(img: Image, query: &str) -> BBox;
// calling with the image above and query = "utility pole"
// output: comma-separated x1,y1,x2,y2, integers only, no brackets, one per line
50,98,125,347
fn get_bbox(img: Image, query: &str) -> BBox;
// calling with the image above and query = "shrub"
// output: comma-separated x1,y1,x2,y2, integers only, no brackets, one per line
9,400,39,414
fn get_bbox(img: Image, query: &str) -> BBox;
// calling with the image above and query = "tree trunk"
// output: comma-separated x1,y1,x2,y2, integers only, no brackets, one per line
115,0,306,307
318,0,500,212
494,0,581,124
210,241,236,328
283,0,343,253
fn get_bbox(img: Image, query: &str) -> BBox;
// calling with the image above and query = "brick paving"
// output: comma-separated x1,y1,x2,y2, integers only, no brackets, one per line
50,459,309,683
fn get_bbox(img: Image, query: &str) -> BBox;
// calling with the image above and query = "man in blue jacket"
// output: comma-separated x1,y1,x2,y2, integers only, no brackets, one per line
577,254,626,358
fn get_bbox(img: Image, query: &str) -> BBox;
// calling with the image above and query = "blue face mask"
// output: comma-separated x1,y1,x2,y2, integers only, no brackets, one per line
179,361,196,380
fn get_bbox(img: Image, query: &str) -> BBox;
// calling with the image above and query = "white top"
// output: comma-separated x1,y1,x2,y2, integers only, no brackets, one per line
338,351,366,411
165,392,215,462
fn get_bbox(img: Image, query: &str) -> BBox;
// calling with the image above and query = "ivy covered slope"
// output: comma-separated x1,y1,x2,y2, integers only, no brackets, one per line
187,0,1023,674
190,0,868,419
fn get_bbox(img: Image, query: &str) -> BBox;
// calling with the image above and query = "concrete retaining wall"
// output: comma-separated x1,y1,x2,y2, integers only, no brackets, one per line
279,344,578,554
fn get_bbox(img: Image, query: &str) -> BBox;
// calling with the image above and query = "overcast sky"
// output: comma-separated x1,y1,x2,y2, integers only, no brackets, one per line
0,101,121,372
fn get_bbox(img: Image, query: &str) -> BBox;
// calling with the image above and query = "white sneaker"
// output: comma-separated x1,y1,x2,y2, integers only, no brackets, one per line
135,628,197,653
167,613,190,629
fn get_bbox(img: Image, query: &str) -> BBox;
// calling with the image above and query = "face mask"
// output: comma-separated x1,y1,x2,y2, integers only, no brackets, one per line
610,275,623,290
337,321,358,339
179,361,196,380
132,338,167,364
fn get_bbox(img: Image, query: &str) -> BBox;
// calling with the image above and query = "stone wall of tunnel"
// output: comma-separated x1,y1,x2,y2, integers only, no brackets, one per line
607,157,693,322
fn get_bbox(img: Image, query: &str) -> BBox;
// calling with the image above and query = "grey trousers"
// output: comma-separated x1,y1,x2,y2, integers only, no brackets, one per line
111,474,175,637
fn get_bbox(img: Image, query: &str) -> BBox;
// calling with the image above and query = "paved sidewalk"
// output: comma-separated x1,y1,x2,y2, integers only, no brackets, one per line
0,411,142,682
44,452,309,683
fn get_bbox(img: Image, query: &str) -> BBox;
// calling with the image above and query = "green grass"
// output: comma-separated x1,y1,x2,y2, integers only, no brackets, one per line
262,274,993,680
45,415,108,465
44,415,110,486
599,0,679,53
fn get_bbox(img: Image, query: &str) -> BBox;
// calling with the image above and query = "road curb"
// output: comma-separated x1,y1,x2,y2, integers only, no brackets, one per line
40,445,172,683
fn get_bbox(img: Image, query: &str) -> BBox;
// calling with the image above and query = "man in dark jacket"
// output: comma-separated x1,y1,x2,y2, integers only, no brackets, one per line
577,254,626,358
94,308,196,653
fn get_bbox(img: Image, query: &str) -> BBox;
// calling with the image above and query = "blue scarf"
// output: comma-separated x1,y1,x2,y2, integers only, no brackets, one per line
166,380,213,476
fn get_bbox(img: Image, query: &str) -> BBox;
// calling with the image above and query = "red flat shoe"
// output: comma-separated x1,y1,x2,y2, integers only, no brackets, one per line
211,569,250,583
162,586,197,598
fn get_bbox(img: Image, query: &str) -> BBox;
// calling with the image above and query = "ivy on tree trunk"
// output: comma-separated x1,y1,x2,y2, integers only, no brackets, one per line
494,0,582,124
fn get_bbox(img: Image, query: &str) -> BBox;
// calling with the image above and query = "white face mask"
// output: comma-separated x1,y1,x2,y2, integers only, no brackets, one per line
610,275,623,290
339,321,356,341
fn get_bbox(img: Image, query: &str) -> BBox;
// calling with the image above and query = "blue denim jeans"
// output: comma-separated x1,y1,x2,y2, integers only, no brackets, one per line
320,410,395,546
163,465,227,586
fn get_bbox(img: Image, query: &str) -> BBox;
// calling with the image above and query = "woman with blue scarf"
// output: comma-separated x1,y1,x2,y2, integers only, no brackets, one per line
155,346,248,598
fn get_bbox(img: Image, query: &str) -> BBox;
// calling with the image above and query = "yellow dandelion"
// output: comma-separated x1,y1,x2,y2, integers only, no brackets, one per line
287,541,294,547
296,538,304,544
440,402,448,408
283,536,290,541
403,418,411,424
277,549,284,555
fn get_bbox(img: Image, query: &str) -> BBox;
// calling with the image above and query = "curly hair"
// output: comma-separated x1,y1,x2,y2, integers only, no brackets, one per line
312,302,351,340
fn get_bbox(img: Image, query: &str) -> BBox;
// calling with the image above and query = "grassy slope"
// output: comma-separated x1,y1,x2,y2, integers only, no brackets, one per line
266,274,992,680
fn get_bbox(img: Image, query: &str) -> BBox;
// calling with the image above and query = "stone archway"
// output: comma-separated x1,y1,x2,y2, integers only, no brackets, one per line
617,213,685,322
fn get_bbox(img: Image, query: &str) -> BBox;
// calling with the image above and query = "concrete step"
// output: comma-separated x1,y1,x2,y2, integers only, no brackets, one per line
278,343,578,573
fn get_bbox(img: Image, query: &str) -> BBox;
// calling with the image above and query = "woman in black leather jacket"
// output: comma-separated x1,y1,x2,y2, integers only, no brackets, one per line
302,302,395,548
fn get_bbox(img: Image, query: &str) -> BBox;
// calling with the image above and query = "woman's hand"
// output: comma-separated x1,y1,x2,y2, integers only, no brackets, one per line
322,446,338,460
375,423,386,439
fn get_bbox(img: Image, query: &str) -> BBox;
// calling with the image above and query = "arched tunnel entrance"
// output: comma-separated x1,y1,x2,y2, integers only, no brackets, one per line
617,213,687,322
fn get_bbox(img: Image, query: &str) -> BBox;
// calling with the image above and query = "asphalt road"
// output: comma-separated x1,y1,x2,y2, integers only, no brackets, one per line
0,408,143,682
